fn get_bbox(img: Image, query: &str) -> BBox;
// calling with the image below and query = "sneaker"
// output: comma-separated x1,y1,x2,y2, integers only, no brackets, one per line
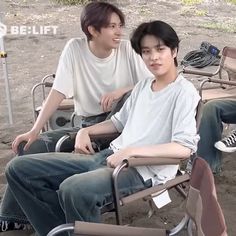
215,130,236,153
0,220,32,232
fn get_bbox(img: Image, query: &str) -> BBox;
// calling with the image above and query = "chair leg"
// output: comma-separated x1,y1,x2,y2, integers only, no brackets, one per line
168,214,190,236
175,185,188,198
147,199,156,218
47,223,74,236
112,162,129,225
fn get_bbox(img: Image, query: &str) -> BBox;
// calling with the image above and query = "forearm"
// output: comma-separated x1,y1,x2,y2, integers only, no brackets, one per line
31,89,65,134
129,142,191,159
84,120,119,136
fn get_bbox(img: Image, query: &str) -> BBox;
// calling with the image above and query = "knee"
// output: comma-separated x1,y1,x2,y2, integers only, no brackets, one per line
59,175,82,204
5,156,26,179
203,100,219,116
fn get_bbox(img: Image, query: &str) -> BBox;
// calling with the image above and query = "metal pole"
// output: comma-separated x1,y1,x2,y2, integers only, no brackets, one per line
0,34,13,124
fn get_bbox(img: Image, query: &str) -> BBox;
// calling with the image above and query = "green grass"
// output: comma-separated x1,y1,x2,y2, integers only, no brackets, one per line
181,0,203,5
225,0,236,4
53,0,90,5
180,7,208,16
201,22,236,33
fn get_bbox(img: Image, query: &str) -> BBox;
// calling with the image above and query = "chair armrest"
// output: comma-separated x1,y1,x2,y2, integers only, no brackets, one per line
182,67,219,77
74,221,166,236
124,156,184,167
209,78,236,86
55,132,120,152
64,132,120,141
90,132,120,141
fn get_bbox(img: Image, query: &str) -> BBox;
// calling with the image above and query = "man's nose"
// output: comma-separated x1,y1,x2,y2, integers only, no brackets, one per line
150,51,159,61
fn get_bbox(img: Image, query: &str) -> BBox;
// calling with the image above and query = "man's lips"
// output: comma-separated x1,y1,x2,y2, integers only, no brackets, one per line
150,63,161,68
113,38,121,42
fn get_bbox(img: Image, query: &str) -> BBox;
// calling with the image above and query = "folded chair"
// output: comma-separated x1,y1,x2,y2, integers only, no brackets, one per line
47,157,227,236
31,73,75,131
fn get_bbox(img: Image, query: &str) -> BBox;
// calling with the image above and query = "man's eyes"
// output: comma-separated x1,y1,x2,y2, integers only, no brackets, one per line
141,50,150,54
108,24,123,28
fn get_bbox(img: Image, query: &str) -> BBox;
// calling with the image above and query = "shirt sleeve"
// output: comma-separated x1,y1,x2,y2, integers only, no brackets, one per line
52,39,75,98
171,86,200,153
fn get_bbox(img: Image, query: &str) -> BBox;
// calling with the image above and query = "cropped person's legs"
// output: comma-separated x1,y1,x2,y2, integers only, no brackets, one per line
198,99,236,173
0,115,107,227
58,166,151,223
0,127,80,228
5,149,113,236
18,127,80,155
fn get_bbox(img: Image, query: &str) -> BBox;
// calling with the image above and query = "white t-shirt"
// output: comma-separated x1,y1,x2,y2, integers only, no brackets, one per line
53,38,152,117
110,74,200,185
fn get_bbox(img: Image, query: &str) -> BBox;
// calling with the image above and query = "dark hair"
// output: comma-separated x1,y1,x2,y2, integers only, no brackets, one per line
81,1,125,41
131,21,180,66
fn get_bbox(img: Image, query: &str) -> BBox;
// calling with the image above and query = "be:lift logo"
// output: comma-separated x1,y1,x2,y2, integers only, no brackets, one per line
0,22,7,37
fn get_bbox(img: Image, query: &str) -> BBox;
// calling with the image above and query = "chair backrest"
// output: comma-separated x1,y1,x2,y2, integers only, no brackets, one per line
219,46,236,81
186,157,227,236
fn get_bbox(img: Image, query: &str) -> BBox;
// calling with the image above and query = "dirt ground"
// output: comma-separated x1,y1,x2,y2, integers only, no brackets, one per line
0,0,236,235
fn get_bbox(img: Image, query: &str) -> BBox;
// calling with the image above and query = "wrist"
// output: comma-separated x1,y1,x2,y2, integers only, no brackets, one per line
30,128,40,136
126,146,135,157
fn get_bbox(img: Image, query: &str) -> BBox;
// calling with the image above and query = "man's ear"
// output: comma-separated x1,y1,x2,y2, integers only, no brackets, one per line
172,48,178,59
88,26,98,38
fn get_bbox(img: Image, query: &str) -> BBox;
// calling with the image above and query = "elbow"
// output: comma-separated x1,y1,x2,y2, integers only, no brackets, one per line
176,145,191,159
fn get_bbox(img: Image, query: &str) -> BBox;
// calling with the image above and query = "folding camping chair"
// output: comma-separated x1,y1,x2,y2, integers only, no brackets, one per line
182,46,236,102
31,74,75,131
47,157,227,236
183,46,236,140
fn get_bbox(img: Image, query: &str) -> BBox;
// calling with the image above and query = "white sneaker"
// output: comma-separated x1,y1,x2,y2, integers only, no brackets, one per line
215,130,236,153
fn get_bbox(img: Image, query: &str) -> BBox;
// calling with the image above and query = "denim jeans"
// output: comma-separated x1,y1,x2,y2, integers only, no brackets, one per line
197,99,236,173
0,93,131,225
5,149,151,236
0,114,107,224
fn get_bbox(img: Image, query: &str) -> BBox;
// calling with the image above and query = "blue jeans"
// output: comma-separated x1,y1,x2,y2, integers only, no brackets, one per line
5,149,151,236
0,114,107,224
197,99,236,173
0,93,131,225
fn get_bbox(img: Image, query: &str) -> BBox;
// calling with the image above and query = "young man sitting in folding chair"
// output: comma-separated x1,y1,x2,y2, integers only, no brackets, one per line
5,20,200,236
0,1,152,232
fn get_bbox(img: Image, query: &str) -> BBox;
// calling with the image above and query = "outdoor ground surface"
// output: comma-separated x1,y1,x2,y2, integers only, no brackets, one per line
0,0,236,235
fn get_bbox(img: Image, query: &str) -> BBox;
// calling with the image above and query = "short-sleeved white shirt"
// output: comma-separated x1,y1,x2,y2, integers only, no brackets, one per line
110,74,200,185
53,38,152,117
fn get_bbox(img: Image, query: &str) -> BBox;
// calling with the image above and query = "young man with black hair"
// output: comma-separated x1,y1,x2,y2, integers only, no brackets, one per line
0,1,151,232
5,20,199,236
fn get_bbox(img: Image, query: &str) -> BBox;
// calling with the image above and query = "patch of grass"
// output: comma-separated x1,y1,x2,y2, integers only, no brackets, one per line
181,0,203,5
195,9,207,16
53,0,90,5
201,22,236,33
225,0,236,4
180,7,207,16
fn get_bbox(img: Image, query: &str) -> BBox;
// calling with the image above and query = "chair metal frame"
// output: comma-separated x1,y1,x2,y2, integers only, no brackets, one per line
182,46,236,102
51,100,203,236
47,157,227,236
31,73,75,131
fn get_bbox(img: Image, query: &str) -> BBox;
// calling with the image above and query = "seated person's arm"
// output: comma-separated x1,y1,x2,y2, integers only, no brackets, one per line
101,85,133,112
75,120,118,154
12,89,65,153
106,142,191,168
